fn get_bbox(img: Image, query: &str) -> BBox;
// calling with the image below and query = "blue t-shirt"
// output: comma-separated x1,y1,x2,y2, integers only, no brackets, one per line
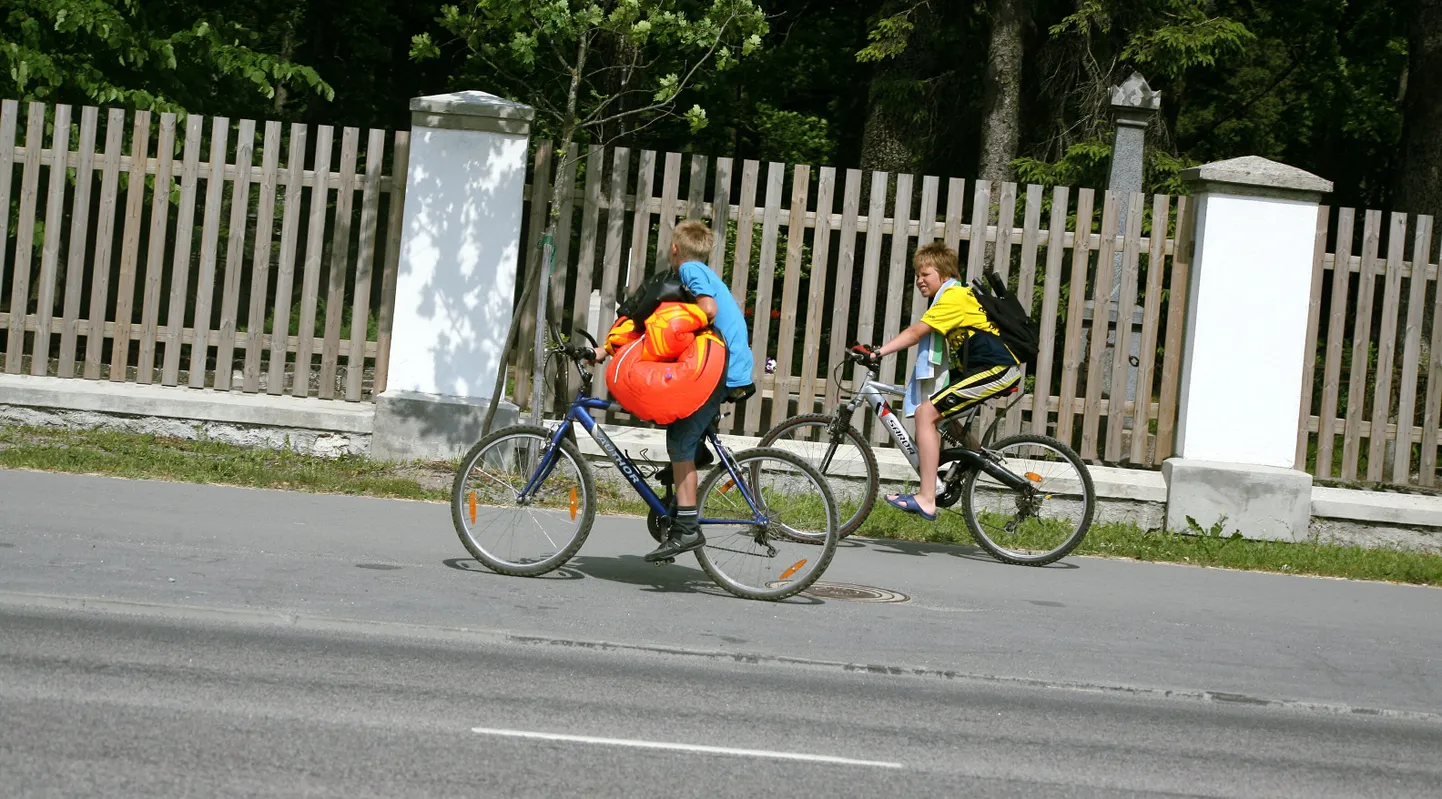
678,261,754,388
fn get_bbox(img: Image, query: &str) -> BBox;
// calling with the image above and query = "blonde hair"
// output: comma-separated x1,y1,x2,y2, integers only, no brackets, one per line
671,220,715,265
914,241,961,282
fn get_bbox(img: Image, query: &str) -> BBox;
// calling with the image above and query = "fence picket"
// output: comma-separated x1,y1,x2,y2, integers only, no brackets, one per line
372,130,409,396
627,148,656,293
943,178,965,251
725,160,759,434
1007,184,1043,437
542,144,580,414
654,151,682,273
1081,192,1121,460
965,179,990,281
1155,195,1193,461
1032,186,1069,437
826,169,864,404
187,117,229,387
1420,216,1442,486
708,156,732,269
1392,215,1431,482
212,118,256,391
1056,188,1095,448
1131,194,1170,465
744,162,786,435
905,176,940,387
58,106,99,378
1341,210,1383,480
566,145,604,401
880,172,913,385
316,127,358,399
688,154,707,219
344,128,385,401
1293,205,1330,469
245,121,283,393
291,124,334,397
6,104,46,374
265,124,307,394
994,181,1017,280
1316,208,1356,477
84,110,125,379
1105,192,1145,461
133,112,176,383
0,101,14,362
109,110,152,381
514,140,553,409
799,166,837,416
31,104,73,376
593,147,630,419
770,164,811,429
1365,213,1407,481
858,171,888,443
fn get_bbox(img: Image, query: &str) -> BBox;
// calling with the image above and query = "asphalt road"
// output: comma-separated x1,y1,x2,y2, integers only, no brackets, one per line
3,469,1441,797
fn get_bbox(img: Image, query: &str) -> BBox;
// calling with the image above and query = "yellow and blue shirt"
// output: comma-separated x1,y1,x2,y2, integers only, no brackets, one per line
920,285,1018,371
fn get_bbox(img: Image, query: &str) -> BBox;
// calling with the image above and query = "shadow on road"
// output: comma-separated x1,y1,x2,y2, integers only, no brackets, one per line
441,557,585,580
849,537,1081,569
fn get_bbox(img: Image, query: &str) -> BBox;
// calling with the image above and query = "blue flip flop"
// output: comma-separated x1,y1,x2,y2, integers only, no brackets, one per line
885,493,938,521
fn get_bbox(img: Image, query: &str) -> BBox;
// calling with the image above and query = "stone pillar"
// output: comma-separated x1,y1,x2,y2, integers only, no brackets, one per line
1163,156,1333,541
371,91,535,462
1103,73,1160,408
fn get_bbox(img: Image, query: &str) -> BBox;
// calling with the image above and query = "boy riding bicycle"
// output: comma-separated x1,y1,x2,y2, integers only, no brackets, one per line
587,220,755,560
860,242,1021,520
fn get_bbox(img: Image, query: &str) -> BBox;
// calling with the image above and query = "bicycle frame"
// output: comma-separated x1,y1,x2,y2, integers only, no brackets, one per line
832,366,1032,493
517,391,769,527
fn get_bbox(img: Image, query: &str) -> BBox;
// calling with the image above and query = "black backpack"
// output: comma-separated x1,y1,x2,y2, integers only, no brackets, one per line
971,270,1040,367
616,270,695,323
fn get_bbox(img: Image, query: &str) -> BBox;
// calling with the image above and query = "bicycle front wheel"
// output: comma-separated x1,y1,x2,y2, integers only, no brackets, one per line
694,447,840,601
451,425,594,576
758,413,878,537
962,433,1094,566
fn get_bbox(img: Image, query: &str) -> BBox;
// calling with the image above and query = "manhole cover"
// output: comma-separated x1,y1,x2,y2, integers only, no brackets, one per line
801,582,909,603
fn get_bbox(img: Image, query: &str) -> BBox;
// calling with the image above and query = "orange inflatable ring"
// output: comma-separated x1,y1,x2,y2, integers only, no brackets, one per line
605,315,727,425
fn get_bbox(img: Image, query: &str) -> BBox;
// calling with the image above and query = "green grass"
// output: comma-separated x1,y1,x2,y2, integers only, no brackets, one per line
2,423,1440,587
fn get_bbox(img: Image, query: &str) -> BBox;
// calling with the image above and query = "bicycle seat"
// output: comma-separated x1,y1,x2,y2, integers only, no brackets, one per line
725,383,756,403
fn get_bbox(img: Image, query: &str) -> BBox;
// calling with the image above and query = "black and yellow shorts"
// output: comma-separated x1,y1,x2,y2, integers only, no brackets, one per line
930,363,1022,419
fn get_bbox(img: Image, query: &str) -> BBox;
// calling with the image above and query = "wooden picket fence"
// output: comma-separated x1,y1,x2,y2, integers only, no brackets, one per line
513,142,1199,468
0,99,409,400
1296,208,1442,487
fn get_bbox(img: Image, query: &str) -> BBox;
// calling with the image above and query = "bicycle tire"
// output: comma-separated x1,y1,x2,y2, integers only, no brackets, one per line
757,413,879,538
694,447,841,601
961,433,1094,566
451,425,595,576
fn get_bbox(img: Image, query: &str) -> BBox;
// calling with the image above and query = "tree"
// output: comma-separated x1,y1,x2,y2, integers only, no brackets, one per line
978,0,1026,181
0,0,333,113
1396,0,1442,220
412,0,768,427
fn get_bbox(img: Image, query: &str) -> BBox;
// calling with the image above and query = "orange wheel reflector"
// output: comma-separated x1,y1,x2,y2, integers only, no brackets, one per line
779,559,808,580
468,490,477,524
569,486,578,520
720,480,735,494
1025,472,1043,483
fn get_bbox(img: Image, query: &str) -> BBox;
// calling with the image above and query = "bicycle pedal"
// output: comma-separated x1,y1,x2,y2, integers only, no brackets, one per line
654,557,675,566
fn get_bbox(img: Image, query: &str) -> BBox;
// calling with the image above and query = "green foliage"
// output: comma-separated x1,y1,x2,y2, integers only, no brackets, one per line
752,103,836,165
0,0,333,111
411,0,768,145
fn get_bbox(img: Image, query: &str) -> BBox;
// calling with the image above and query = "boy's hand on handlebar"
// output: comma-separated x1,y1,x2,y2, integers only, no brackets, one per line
848,343,882,367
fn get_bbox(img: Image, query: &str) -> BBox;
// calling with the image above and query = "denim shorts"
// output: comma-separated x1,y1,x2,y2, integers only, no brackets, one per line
665,381,729,462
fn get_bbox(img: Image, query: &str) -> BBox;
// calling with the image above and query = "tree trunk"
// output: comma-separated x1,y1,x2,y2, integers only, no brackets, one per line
1397,0,1442,221
978,0,1026,182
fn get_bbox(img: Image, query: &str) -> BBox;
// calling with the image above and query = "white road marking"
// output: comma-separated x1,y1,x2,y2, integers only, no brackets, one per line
469,726,904,769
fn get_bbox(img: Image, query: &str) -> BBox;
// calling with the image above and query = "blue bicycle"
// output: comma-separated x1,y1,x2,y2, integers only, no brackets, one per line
450,328,841,601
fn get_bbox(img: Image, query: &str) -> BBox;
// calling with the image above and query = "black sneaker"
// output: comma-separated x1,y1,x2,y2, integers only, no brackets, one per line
644,529,706,562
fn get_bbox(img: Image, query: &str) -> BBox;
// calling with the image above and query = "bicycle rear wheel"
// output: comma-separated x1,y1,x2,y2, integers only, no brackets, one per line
451,425,594,576
757,413,878,537
961,433,1094,566
694,447,840,601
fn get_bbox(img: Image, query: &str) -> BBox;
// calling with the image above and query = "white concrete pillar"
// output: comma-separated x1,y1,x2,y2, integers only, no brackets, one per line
1163,156,1332,541
372,91,534,462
